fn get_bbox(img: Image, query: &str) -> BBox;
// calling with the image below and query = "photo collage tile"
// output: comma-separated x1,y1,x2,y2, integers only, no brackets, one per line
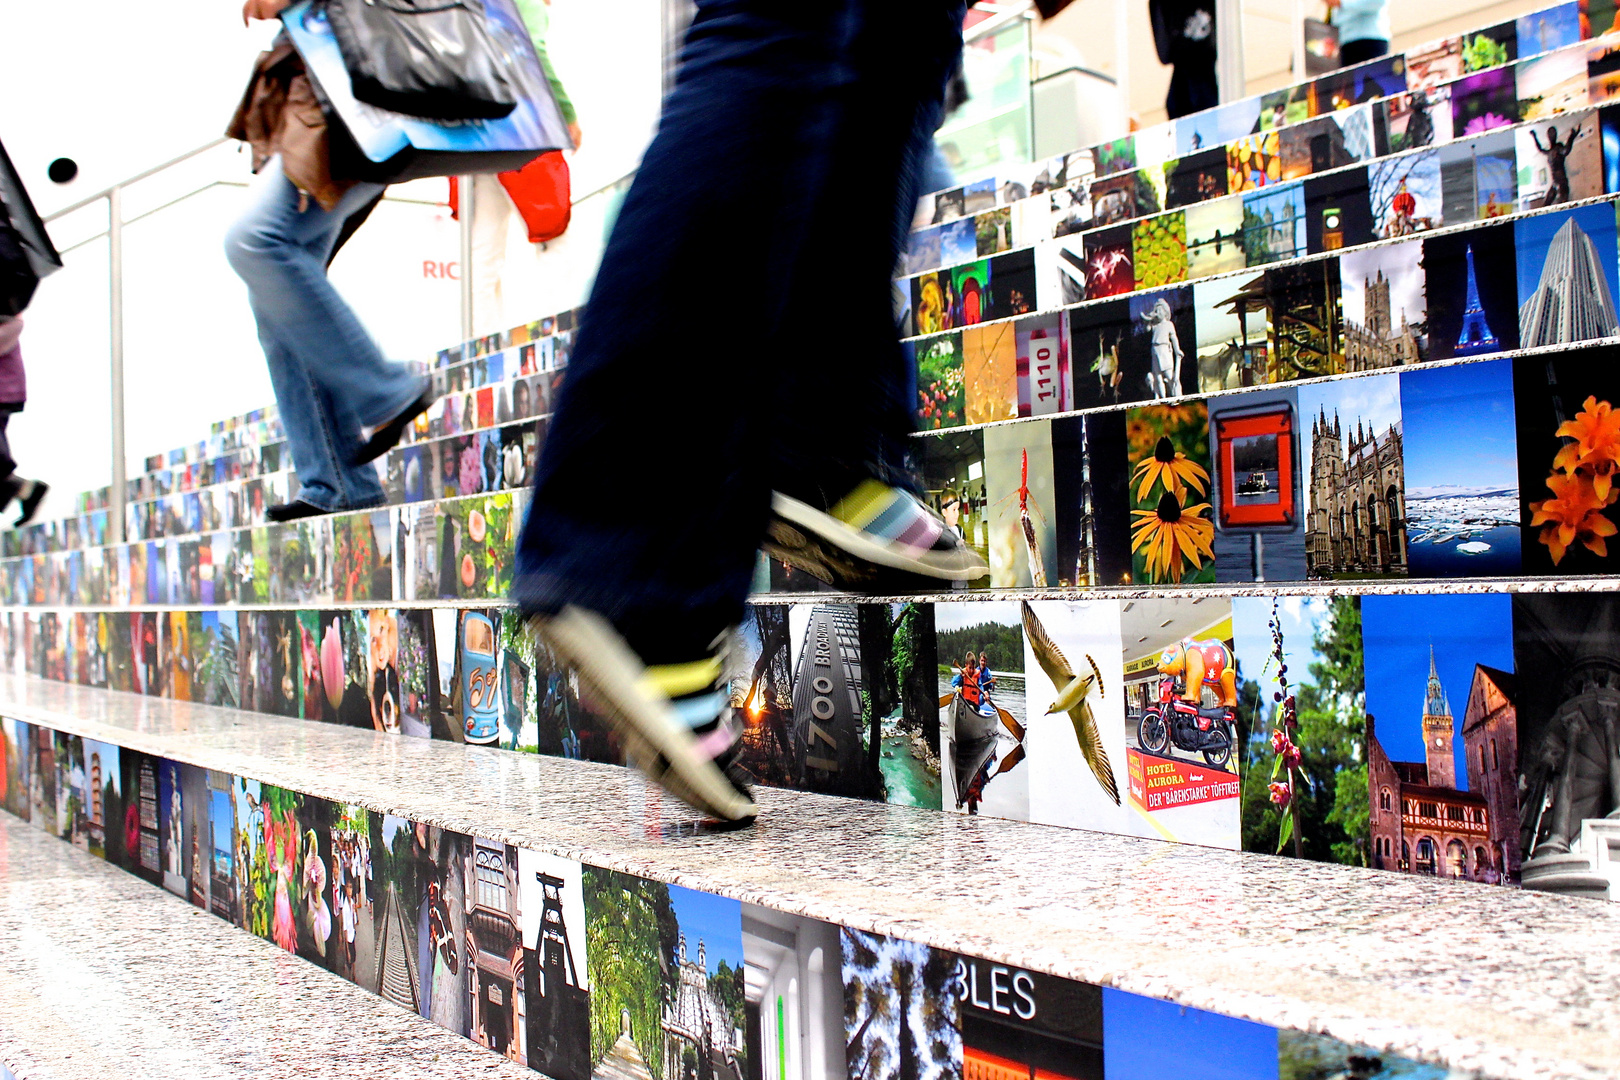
0,711,1472,1079
9,570,1620,903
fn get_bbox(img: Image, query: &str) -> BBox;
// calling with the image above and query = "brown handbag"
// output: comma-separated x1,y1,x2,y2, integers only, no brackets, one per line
225,37,354,212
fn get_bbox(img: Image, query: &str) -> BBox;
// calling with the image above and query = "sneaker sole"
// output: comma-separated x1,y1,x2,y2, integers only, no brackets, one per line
532,608,757,822
771,492,990,582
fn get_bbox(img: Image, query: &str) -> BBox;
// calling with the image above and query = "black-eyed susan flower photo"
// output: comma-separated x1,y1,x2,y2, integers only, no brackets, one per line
1127,404,1216,584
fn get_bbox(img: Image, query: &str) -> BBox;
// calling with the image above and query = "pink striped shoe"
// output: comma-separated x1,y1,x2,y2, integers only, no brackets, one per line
765,480,989,588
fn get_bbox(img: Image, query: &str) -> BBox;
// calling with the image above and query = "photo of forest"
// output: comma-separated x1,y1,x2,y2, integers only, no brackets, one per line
842,929,959,1080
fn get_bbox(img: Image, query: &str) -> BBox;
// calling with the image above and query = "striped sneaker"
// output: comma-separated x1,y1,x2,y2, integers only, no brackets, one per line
530,607,757,823
766,480,989,587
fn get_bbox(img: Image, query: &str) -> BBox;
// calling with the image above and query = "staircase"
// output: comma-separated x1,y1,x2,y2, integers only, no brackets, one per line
4,4,1620,1078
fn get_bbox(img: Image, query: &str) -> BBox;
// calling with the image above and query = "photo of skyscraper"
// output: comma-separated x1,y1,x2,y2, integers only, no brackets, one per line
1516,205,1620,347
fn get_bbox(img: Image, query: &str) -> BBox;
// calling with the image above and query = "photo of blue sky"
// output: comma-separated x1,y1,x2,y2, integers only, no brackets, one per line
668,883,742,974
1299,372,1402,489
1517,4,1582,54
1400,360,1518,496
1231,596,1332,729
1361,593,1514,788
1103,988,1279,1080
1515,202,1620,312
1176,99,1261,155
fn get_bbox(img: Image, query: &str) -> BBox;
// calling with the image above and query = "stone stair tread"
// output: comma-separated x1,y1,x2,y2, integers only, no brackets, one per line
0,813,533,1080
4,675,1619,1080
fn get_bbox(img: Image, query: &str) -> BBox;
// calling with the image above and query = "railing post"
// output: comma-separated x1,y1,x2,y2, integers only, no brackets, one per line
459,176,475,344
108,187,126,546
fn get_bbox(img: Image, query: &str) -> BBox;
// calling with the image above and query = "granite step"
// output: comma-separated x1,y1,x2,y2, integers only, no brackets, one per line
1,675,1617,1080
0,812,533,1080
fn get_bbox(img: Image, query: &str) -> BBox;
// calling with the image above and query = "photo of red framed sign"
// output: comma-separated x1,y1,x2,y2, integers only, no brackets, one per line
1214,404,1297,528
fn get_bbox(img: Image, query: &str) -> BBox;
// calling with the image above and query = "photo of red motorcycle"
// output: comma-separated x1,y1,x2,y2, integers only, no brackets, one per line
1136,674,1236,768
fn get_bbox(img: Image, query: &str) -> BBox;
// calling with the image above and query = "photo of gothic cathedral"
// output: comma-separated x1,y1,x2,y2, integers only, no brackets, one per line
1340,240,1427,370
1363,595,1520,886
1300,374,1407,578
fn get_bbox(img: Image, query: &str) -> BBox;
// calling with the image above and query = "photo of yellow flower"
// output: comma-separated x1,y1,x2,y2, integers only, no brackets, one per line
1126,403,1216,583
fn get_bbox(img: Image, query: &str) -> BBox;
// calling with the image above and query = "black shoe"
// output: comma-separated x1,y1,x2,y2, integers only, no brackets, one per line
353,386,434,466
13,479,47,526
266,499,331,523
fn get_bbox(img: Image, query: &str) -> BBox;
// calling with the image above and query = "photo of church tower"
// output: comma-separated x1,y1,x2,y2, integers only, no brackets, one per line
1300,375,1407,578
1341,241,1427,370
1516,207,1620,347
1363,595,1520,886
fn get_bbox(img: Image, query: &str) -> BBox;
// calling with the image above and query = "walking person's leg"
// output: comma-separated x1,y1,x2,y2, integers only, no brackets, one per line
512,0,973,820
225,160,431,516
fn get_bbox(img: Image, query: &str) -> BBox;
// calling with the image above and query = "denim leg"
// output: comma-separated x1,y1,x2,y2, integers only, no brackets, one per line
226,160,420,509
513,0,964,657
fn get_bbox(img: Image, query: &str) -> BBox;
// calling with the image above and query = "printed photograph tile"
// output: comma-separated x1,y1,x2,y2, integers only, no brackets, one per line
1053,413,1132,587
955,956,1102,1080
1422,222,1519,359
1234,596,1366,862
1461,21,1517,73
1021,599,1128,836
744,906,845,1080
1016,312,1070,417
1513,344,1620,575
1369,151,1442,238
937,600,1029,821
1303,167,1375,252
1511,593,1620,900
1175,98,1261,156
1515,202,1620,347
1517,46,1589,120
1102,989,1277,1079
1298,373,1408,579
1451,67,1521,136
1340,240,1428,369
1132,211,1188,289
1119,598,1241,849
1193,272,1270,392
919,428,990,578
398,608,439,739
1227,131,1281,193
519,849,591,1080
963,322,1019,426
1067,297,1137,409
1,718,32,823
1364,593,1518,885
1240,184,1307,266
1516,109,1600,212
584,869,748,1080
985,420,1057,590
1209,387,1307,582
841,930,960,1080
1164,147,1229,210
1400,360,1521,576
1126,402,1217,586
178,762,212,911
1262,259,1344,381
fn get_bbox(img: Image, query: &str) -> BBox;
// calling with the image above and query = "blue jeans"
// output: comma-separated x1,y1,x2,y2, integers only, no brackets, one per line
225,159,425,511
513,0,965,659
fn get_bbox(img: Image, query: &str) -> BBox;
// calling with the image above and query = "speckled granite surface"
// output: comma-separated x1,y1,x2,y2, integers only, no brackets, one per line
0,813,536,1080
2,675,1617,1080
